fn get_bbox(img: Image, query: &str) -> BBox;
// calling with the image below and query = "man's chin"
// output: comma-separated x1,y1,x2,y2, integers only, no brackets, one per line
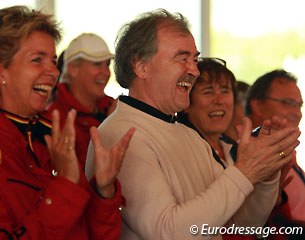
177,102,190,113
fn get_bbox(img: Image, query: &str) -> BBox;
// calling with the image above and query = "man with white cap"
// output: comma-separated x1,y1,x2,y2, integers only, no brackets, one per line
46,33,116,169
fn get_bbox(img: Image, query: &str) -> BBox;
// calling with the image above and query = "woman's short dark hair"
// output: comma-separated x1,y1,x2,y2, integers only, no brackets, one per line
192,58,237,103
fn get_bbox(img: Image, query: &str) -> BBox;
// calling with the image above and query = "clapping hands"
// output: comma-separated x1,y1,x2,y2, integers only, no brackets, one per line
45,109,135,199
235,116,300,185
90,126,135,198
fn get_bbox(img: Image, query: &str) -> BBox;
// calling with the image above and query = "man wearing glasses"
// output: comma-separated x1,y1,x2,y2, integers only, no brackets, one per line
245,69,305,224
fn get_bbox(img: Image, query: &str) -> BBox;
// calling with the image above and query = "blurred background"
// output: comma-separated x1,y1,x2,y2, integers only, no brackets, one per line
1,0,304,169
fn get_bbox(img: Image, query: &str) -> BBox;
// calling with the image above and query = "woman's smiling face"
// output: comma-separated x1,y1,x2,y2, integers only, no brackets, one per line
0,31,59,117
186,75,234,137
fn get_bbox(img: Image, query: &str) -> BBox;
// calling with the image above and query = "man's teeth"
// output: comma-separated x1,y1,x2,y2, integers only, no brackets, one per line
177,82,192,89
177,82,192,87
209,111,225,117
33,84,52,96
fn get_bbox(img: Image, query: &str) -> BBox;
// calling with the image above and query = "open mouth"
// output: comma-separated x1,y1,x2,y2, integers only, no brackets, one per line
208,111,225,118
176,81,192,92
32,84,52,97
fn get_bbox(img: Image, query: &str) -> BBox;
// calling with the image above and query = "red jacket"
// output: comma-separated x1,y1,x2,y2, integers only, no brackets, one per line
265,193,292,240
0,112,122,240
45,83,114,169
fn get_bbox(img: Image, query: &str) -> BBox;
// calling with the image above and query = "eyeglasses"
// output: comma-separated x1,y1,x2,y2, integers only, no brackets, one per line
265,97,303,109
198,57,226,66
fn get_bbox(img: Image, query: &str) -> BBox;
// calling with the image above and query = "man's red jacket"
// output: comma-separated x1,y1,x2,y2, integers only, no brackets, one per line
46,83,114,169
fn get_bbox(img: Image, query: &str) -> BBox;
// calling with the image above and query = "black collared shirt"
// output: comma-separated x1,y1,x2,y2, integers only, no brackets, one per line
0,109,52,167
119,95,176,123
0,109,51,144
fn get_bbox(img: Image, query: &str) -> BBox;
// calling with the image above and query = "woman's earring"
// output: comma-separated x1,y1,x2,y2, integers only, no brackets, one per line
1,80,6,86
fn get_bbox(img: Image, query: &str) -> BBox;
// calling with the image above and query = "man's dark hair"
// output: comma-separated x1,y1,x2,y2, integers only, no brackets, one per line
114,8,191,89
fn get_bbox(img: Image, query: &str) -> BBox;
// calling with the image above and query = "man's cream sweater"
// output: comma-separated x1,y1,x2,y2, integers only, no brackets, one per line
86,98,279,240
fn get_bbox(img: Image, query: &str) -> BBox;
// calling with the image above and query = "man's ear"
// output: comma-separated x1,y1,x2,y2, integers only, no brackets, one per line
133,59,147,79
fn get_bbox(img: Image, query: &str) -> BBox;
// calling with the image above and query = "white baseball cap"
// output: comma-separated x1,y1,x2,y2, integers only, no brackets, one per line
64,33,114,63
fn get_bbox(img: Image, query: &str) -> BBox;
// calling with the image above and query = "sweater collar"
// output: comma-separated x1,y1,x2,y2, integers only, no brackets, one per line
119,95,176,123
